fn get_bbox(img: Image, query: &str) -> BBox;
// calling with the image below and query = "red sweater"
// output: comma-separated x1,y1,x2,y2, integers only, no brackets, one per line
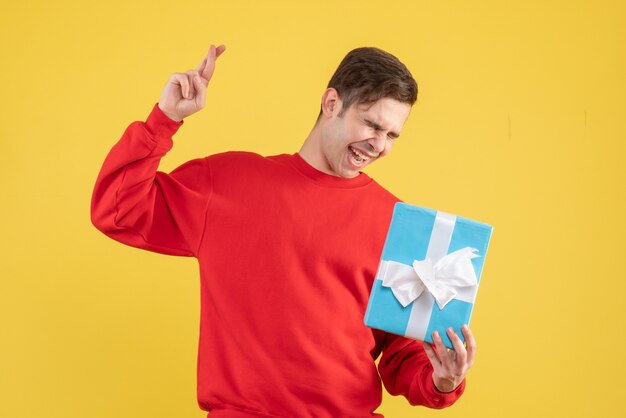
91,104,465,417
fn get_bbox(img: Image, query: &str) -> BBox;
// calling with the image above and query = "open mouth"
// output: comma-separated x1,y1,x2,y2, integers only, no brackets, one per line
348,146,369,163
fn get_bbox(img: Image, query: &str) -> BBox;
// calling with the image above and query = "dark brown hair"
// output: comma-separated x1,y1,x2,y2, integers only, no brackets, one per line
325,47,418,116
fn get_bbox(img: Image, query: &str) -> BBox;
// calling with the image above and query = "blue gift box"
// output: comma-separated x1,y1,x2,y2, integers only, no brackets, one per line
364,203,493,349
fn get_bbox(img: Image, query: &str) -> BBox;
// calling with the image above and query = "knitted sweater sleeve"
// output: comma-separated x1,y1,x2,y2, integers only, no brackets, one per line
90,104,212,257
374,329,466,409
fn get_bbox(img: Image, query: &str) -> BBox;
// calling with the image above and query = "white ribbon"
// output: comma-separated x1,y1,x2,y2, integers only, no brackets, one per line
381,247,480,310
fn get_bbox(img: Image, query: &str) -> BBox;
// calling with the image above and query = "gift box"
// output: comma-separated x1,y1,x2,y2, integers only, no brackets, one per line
364,203,493,349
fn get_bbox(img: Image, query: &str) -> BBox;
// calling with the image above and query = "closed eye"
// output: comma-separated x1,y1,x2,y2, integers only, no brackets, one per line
365,119,400,141
365,120,381,130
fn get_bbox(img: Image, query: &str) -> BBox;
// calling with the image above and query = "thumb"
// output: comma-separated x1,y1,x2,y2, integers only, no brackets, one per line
193,75,206,109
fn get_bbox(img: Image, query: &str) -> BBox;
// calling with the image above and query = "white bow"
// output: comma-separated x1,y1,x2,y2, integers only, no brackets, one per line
381,247,479,310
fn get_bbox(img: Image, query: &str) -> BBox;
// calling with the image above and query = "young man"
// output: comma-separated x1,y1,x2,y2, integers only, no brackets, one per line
91,45,476,417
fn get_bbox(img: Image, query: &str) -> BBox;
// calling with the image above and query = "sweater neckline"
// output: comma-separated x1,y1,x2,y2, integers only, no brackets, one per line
289,153,373,189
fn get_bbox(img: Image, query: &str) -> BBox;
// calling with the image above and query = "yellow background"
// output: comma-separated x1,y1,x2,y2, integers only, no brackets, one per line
1,0,624,417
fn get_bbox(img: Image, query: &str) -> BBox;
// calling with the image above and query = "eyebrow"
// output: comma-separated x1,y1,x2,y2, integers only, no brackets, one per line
366,119,400,139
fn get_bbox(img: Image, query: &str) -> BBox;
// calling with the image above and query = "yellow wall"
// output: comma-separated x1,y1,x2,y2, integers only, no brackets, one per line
1,1,624,417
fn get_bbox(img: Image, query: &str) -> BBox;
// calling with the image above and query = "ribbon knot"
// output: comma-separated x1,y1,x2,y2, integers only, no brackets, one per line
381,247,480,310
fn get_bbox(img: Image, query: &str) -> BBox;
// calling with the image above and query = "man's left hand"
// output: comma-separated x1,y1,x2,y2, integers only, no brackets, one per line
423,324,476,393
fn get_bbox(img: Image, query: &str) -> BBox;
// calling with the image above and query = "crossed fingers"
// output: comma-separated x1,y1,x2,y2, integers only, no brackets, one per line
195,44,226,83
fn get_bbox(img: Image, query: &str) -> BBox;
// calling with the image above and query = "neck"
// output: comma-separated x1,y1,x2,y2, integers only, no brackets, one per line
299,123,331,175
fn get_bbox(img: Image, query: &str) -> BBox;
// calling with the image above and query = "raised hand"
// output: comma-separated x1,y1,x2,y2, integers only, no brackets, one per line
423,324,476,393
158,44,226,122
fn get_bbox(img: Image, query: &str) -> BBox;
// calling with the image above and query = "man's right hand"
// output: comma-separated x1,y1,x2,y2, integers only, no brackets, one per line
158,44,226,122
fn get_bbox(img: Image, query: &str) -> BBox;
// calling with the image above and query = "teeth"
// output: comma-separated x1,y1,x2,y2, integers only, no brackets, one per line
350,146,368,162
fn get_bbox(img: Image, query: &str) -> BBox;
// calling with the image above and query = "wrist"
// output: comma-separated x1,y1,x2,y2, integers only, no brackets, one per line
157,103,183,122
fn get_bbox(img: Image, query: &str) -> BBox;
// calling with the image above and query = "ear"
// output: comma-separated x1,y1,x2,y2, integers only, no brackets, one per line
320,88,342,117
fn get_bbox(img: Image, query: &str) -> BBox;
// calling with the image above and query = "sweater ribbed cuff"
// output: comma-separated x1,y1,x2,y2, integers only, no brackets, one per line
144,103,184,152
411,372,466,409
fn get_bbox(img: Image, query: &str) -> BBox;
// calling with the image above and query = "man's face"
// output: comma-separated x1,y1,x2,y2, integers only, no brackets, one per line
320,97,411,178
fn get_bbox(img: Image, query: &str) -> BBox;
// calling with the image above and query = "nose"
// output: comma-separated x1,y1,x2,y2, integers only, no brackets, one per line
367,132,387,154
